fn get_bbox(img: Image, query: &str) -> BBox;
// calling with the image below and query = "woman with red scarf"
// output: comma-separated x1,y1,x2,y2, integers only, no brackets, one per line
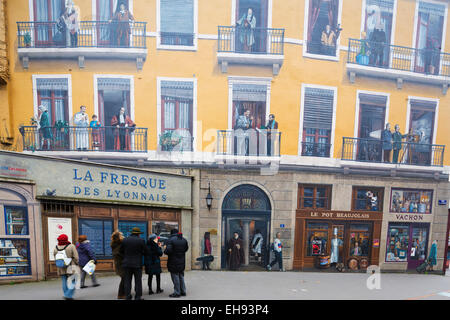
53,234,79,300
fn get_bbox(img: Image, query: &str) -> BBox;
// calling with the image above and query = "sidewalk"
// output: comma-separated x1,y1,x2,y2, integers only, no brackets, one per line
0,270,449,300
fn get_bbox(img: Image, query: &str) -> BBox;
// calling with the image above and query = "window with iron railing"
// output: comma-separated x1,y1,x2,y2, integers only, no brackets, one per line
160,0,195,47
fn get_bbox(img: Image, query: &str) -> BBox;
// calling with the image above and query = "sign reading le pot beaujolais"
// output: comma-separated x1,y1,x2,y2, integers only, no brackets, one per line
0,153,191,208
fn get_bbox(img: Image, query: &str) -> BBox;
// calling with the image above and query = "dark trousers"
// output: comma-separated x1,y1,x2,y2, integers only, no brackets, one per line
118,276,125,298
148,273,161,292
119,128,126,150
124,267,143,300
80,270,98,287
269,251,283,270
393,148,400,163
170,272,186,296
383,149,391,162
70,32,78,47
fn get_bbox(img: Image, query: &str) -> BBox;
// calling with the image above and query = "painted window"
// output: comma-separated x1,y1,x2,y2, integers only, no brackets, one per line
301,87,334,157
386,223,429,265
390,188,433,214
34,0,65,22
414,1,445,74
235,0,269,53
152,221,179,245
160,80,194,151
118,220,148,241
362,0,395,67
4,207,28,235
306,0,341,57
348,224,371,257
33,0,65,45
306,222,329,256
297,185,332,210
232,83,267,130
160,0,194,46
352,187,384,212
78,219,113,258
36,78,69,125
0,239,31,277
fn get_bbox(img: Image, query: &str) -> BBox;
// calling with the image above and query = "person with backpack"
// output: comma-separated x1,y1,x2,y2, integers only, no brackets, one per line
164,229,189,298
76,235,100,289
267,232,284,271
53,234,79,300
144,234,164,295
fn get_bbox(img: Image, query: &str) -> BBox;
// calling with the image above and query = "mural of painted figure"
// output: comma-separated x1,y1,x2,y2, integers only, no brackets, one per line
110,2,135,47
236,8,256,51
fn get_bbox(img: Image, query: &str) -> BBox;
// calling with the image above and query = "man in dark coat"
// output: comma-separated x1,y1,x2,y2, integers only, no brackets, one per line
144,234,164,295
120,227,148,300
164,229,189,298
227,232,245,270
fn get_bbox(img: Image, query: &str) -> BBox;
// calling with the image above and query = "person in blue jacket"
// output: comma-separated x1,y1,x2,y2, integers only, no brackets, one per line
76,235,100,288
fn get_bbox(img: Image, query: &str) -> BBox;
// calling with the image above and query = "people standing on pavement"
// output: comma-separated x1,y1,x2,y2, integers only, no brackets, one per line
227,231,245,270
53,234,79,300
267,232,284,271
164,229,189,298
76,235,100,289
428,240,437,271
111,230,125,299
144,234,164,295
120,227,148,300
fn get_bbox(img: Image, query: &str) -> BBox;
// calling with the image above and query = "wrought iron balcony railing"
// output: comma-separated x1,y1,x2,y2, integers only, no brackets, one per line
342,137,445,167
218,26,284,55
301,142,331,158
347,38,450,77
217,129,281,157
160,32,194,46
306,41,337,57
17,21,147,49
20,126,148,152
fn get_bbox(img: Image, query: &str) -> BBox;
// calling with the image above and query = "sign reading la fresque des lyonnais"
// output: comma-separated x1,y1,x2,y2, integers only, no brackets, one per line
0,152,192,208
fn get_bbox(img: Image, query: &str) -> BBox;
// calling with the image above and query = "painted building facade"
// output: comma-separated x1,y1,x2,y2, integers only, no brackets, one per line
0,0,449,277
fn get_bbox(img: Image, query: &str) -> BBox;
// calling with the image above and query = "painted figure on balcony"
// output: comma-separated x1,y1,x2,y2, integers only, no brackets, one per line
90,115,102,151
73,105,89,151
425,36,441,75
111,107,136,151
381,122,392,163
38,104,52,150
63,6,79,47
235,110,254,156
265,114,278,156
321,25,336,56
392,124,408,164
110,2,135,47
368,22,386,67
236,8,256,52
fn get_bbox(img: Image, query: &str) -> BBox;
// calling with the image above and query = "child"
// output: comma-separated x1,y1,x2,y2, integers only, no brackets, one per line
90,115,101,150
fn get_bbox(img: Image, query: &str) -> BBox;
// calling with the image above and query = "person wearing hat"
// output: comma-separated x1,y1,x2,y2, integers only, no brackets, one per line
76,235,99,289
164,228,189,298
53,234,79,300
144,234,164,295
120,227,148,300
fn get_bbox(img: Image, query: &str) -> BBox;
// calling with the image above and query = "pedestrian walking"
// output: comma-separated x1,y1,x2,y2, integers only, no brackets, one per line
144,234,164,295
164,229,189,298
76,235,100,289
111,230,125,299
120,227,147,300
267,232,284,271
53,234,80,300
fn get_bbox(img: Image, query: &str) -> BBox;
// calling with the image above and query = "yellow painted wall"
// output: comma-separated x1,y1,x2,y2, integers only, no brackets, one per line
2,0,450,164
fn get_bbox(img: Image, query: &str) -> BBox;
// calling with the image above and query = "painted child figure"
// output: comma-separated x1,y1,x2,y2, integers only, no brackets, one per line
89,115,102,150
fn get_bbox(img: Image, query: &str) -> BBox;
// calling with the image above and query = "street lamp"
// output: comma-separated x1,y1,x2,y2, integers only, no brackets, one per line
206,182,213,210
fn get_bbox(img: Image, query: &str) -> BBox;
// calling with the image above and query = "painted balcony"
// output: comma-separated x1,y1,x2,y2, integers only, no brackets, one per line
216,129,281,157
301,142,332,158
341,137,445,167
347,38,450,94
20,125,148,153
217,26,285,75
17,21,147,70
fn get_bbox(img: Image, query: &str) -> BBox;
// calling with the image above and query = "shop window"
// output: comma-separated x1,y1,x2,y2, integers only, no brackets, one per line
152,220,179,245
386,224,409,262
78,219,113,259
390,188,433,213
410,226,428,261
352,187,384,211
298,185,331,210
306,222,329,256
348,224,371,257
0,239,31,276
118,220,148,241
4,207,28,235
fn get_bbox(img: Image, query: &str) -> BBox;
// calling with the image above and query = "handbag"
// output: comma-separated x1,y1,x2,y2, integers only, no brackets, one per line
82,260,96,275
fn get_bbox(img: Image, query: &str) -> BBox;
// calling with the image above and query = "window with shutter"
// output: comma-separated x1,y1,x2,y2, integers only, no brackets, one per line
160,0,195,46
301,87,334,157
36,78,69,125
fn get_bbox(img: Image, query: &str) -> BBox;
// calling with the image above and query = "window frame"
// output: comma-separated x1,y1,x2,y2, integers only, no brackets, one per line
351,186,384,212
297,184,332,210
389,188,433,214
78,218,114,259
4,206,29,236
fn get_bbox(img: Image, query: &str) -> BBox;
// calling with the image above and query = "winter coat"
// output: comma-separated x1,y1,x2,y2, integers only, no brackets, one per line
144,240,163,275
428,242,437,266
76,240,96,268
53,243,79,276
111,237,124,277
120,234,148,269
164,234,189,273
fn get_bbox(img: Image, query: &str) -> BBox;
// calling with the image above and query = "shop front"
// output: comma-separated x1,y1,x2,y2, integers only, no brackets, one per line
0,151,192,279
294,210,382,270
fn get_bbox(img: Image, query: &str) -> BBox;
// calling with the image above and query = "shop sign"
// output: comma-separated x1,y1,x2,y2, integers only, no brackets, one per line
300,210,373,219
394,214,424,221
373,239,380,248
438,200,447,206
280,224,285,228
47,217,72,261
0,152,192,208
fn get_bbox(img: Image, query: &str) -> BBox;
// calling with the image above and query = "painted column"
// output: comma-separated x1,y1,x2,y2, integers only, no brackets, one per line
242,220,251,266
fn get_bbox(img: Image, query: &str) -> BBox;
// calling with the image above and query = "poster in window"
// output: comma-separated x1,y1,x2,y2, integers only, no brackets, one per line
47,217,72,261
390,189,432,213
311,239,323,256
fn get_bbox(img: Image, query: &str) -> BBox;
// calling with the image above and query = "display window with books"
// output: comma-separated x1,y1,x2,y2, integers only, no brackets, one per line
4,206,28,235
0,239,31,277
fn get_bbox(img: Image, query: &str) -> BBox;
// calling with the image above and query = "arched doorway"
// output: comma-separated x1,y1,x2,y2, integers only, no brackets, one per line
221,184,271,270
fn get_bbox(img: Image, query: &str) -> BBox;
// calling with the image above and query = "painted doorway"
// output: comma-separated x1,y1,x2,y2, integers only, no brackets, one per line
221,184,271,271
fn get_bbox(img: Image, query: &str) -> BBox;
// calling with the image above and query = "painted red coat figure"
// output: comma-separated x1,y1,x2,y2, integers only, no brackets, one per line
111,3,135,47
111,108,136,151
227,233,245,270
